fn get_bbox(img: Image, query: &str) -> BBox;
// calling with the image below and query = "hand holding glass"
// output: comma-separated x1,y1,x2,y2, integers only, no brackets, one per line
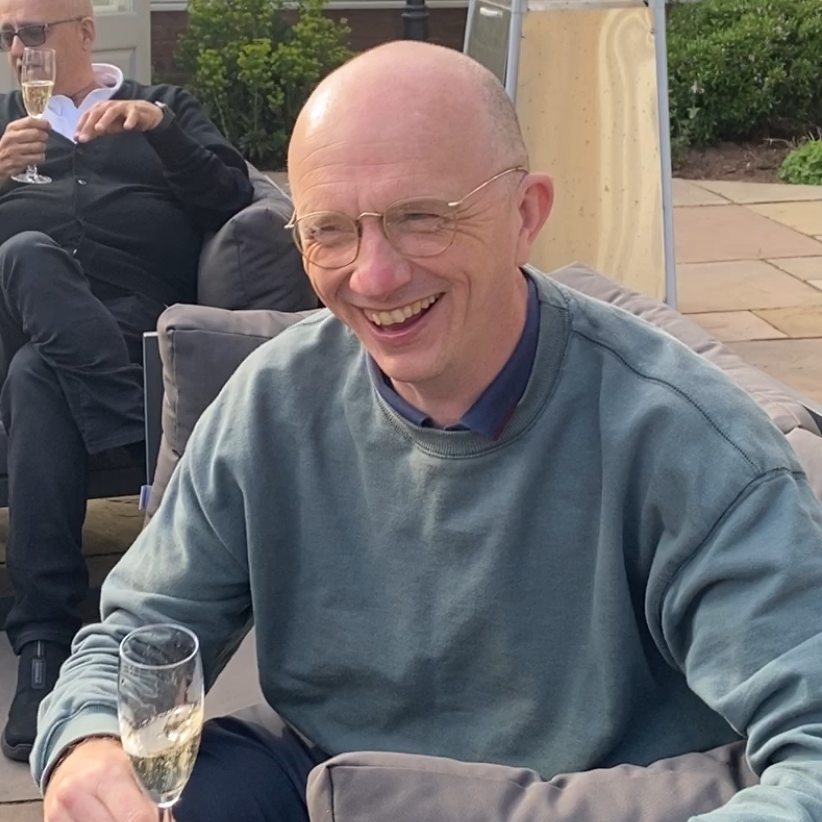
13,46,55,184
118,624,204,821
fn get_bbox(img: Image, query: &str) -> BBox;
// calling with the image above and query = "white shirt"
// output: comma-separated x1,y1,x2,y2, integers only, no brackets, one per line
44,63,124,142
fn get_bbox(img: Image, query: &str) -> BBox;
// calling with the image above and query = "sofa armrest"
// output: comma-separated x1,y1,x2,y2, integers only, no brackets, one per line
146,303,320,518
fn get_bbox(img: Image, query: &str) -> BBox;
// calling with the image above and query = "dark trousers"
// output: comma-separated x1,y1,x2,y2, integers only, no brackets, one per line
175,714,327,822
0,232,165,653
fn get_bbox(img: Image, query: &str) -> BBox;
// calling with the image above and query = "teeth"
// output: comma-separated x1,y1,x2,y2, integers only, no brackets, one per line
367,294,439,327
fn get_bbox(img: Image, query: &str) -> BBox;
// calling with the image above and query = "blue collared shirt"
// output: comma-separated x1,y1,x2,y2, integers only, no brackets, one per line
368,274,540,439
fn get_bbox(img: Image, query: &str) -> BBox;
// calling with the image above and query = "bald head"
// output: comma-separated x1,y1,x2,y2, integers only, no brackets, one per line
68,0,93,17
289,42,527,184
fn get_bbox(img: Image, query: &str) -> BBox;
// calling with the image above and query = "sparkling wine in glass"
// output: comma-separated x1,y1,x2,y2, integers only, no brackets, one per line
12,46,56,185
118,624,204,821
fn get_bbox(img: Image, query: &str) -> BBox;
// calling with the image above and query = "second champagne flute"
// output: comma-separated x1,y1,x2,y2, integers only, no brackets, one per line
12,46,55,185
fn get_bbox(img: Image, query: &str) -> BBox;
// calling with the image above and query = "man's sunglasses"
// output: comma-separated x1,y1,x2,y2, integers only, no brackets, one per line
0,17,83,51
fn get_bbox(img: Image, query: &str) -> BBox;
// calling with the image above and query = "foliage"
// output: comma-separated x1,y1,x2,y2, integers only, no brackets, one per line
176,0,352,168
667,0,822,147
779,139,822,185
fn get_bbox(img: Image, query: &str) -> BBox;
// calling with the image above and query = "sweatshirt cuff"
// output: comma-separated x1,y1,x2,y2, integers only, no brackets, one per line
34,707,120,792
143,117,205,170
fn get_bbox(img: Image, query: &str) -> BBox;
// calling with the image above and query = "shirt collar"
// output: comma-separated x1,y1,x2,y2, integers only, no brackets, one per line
48,63,124,115
369,272,540,439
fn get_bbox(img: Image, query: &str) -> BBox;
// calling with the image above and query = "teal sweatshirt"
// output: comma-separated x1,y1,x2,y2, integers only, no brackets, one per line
34,271,822,822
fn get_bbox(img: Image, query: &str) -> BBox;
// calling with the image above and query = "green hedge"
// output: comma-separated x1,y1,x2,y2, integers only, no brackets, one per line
176,0,352,169
668,0,822,147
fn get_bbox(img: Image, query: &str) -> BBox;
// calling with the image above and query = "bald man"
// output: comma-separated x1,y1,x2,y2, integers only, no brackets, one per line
0,0,253,762
33,41,822,822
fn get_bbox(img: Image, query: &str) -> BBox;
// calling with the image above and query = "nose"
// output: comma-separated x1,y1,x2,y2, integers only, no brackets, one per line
348,220,413,299
9,33,24,61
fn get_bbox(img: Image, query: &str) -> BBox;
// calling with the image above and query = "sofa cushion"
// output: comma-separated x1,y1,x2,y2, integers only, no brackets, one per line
549,262,820,437
197,170,318,313
306,744,757,822
146,304,319,517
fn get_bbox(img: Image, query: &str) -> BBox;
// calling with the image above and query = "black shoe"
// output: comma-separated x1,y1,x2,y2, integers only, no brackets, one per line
1,640,70,763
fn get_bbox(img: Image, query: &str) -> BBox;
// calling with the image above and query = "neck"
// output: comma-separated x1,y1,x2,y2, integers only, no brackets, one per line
62,67,100,106
392,273,530,426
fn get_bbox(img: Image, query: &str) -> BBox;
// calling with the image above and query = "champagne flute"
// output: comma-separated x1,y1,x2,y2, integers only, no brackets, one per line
12,46,56,185
118,624,204,821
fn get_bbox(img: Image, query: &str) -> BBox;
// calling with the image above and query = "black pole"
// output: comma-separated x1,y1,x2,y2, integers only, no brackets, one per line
402,0,429,40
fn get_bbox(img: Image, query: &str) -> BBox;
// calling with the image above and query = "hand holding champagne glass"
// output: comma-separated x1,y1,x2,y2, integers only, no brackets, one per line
118,624,204,821
12,46,55,184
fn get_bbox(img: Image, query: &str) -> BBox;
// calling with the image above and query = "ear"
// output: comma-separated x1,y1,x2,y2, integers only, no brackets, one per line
79,16,95,50
514,173,553,267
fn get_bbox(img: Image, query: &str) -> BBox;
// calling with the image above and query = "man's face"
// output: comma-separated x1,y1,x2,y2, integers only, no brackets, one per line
0,0,84,85
291,145,527,392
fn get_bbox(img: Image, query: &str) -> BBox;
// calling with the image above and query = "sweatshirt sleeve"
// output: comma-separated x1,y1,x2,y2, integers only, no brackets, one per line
143,86,254,232
30,375,256,790
654,467,822,822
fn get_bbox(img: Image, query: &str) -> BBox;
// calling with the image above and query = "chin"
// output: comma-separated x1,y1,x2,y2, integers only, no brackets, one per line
372,353,441,387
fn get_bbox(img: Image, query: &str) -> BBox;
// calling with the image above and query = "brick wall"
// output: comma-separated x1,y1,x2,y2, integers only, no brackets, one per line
151,7,468,86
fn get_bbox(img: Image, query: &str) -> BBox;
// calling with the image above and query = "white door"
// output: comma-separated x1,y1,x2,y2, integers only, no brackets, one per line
0,0,151,92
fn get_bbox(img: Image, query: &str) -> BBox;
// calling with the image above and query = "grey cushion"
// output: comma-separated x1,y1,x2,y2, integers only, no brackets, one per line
197,167,318,312
549,263,821,438
786,427,822,501
146,303,319,517
306,744,757,822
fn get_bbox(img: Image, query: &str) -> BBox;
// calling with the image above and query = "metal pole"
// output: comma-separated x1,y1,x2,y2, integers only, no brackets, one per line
650,0,678,308
504,0,526,103
402,0,429,40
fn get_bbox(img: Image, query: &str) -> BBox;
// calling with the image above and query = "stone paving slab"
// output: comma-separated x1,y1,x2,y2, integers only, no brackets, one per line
754,307,822,338
686,311,786,342
695,180,822,204
750,202,822,237
730,339,822,404
675,206,822,264
767,257,822,281
0,802,42,822
677,260,822,313
671,178,729,207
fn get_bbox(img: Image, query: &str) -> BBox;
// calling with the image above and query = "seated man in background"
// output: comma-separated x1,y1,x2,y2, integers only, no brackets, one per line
0,0,254,761
35,41,822,822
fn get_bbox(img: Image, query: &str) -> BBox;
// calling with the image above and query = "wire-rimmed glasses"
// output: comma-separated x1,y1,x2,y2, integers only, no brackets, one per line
287,165,527,269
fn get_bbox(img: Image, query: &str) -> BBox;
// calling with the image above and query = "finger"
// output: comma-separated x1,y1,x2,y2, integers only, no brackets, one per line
49,790,117,822
97,775,158,822
122,108,140,130
75,105,111,141
95,106,125,133
10,116,49,132
18,126,49,140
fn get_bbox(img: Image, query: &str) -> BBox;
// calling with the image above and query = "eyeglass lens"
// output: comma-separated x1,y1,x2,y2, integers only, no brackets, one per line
0,25,46,51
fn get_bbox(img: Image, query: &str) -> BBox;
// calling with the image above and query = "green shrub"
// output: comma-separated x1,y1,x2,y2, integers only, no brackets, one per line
667,0,822,147
779,139,822,185
176,0,352,168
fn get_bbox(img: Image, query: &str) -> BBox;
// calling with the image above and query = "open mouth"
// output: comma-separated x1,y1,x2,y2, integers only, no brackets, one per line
364,294,442,332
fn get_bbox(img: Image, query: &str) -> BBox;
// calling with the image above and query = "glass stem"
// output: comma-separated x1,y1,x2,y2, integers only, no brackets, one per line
26,164,37,178
159,807,173,821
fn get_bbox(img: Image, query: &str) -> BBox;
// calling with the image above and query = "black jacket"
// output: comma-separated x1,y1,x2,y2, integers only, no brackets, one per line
0,81,254,305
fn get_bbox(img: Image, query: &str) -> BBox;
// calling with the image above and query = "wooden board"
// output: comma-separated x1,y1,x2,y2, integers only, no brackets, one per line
516,5,666,298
